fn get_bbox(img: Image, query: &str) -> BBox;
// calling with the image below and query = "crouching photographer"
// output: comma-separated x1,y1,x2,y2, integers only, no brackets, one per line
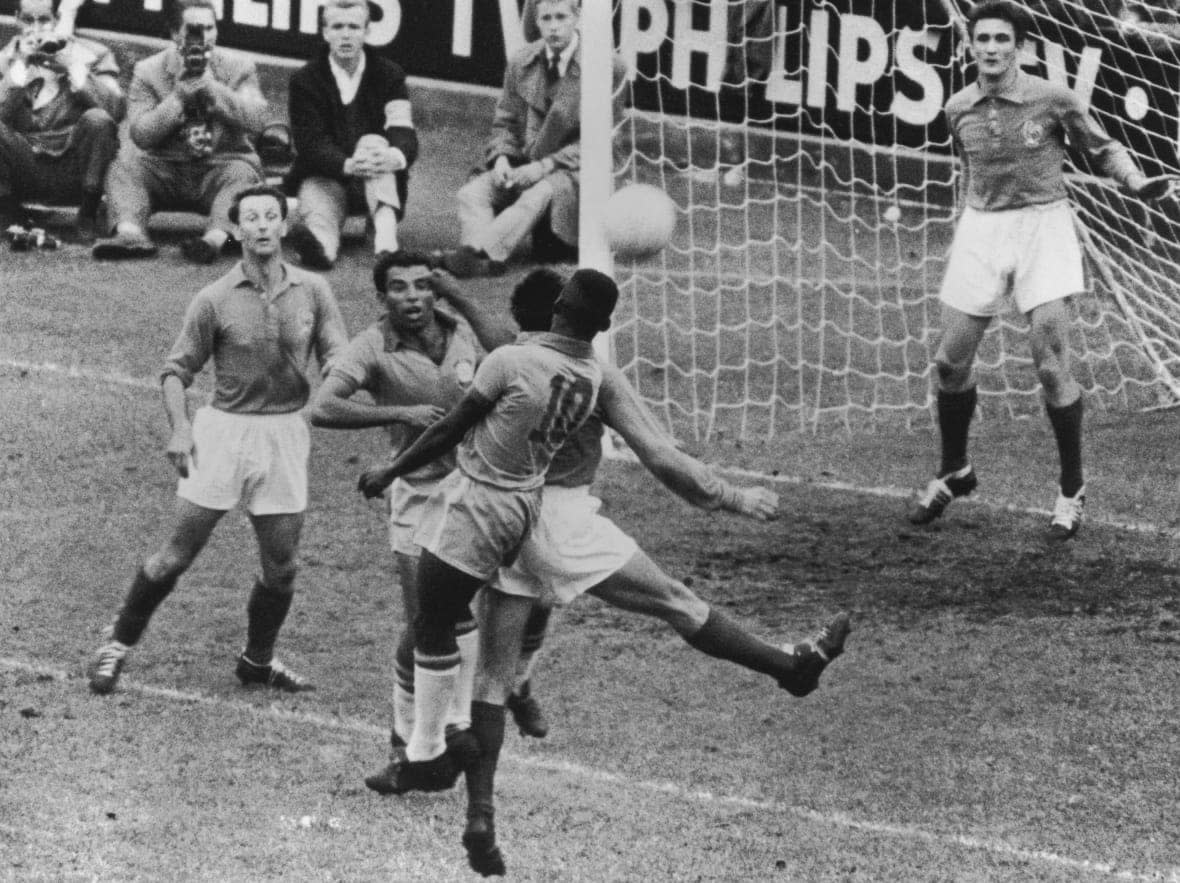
93,0,268,264
0,0,125,244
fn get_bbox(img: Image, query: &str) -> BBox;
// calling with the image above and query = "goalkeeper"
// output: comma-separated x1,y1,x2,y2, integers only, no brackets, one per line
908,0,1176,540
365,267,852,878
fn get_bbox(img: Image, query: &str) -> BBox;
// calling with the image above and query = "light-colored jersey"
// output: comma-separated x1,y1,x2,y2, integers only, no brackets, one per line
328,309,481,481
945,70,1139,212
458,331,601,490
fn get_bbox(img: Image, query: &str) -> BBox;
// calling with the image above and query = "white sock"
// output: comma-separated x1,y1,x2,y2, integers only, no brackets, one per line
405,662,456,762
446,627,479,731
373,205,399,254
392,681,415,744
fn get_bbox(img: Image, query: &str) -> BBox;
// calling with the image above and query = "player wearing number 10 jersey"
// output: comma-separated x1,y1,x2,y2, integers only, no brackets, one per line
355,267,618,794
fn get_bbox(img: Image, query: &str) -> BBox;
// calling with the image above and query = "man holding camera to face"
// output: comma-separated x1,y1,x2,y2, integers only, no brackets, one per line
0,0,124,245
92,0,268,264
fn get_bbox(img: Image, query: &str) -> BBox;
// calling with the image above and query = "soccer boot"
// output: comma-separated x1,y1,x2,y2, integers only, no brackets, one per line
462,810,506,877
88,637,130,694
1046,485,1085,541
363,751,459,795
235,655,315,692
907,464,977,525
776,611,852,698
505,682,549,739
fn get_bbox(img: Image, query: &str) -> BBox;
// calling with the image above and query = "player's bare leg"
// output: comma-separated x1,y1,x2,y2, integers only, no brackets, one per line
588,549,850,696
909,305,990,525
462,588,533,878
1029,299,1086,540
89,500,225,693
235,512,314,692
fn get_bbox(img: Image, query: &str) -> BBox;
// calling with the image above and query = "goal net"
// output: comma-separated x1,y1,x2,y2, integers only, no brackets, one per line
600,0,1180,442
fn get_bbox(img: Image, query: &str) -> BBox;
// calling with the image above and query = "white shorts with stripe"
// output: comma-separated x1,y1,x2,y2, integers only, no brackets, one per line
493,484,639,605
412,470,540,581
176,407,309,515
939,201,1085,316
387,475,443,556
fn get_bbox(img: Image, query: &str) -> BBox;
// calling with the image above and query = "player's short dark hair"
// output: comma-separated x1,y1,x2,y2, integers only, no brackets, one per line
510,267,567,332
554,268,618,334
372,250,434,294
228,185,288,224
966,0,1032,43
166,0,216,34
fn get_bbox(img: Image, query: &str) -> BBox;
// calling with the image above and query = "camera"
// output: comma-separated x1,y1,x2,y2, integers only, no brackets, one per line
181,22,209,78
24,34,68,66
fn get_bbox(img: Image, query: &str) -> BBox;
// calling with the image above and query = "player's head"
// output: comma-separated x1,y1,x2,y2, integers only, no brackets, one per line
17,0,57,38
966,1,1031,77
551,268,618,338
321,0,369,66
373,251,437,332
168,0,218,46
229,185,288,257
510,268,567,332
535,0,579,54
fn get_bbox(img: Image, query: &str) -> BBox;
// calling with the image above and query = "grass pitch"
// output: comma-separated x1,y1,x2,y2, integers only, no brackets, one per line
2,39,1180,883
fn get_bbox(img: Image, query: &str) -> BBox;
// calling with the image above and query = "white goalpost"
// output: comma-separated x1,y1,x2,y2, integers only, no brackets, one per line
581,0,1180,447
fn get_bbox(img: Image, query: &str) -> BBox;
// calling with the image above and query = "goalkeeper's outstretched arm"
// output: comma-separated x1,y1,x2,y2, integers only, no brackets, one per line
599,364,778,520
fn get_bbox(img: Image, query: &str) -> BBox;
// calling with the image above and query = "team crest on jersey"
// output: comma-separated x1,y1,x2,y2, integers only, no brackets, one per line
454,359,475,385
1021,119,1046,147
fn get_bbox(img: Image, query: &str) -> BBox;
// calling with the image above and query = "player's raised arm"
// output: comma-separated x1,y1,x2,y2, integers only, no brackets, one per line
599,364,778,519
357,389,495,497
429,269,517,350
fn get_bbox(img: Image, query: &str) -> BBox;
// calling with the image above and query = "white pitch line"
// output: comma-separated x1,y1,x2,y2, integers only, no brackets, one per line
1,656,1175,882
6,356,1177,538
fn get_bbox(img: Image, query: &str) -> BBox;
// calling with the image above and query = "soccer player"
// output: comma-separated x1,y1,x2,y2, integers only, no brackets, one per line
415,268,851,877
307,250,483,756
354,269,617,804
907,0,1176,539
87,184,348,694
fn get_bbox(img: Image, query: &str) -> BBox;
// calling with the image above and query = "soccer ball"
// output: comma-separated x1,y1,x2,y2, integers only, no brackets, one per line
601,184,677,259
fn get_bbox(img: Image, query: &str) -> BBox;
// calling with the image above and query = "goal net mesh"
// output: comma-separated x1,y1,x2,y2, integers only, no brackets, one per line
606,0,1180,442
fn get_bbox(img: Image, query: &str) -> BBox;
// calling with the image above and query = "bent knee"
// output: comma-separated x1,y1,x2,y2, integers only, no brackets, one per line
516,180,553,211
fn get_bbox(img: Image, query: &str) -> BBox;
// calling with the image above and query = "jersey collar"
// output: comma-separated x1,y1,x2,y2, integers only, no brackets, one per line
968,69,1030,105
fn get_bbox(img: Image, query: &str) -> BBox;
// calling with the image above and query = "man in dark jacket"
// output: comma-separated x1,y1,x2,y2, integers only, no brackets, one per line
284,0,418,270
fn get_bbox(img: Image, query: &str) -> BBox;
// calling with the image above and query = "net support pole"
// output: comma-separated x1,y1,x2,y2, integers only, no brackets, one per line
579,0,616,363
579,0,620,456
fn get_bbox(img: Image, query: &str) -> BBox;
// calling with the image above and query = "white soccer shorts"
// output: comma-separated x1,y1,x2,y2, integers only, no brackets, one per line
493,484,639,605
939,201,1086,316
387,475,443,556
412,470,540,581
177,407,309,515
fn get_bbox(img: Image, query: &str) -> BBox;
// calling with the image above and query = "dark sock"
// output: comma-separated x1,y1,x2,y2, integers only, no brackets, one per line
78,188,102,220
937,386,977,475
465,701,506,820
1046,396,1084,497
244,579,294,666
684,608,792,679
111,567,179,646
